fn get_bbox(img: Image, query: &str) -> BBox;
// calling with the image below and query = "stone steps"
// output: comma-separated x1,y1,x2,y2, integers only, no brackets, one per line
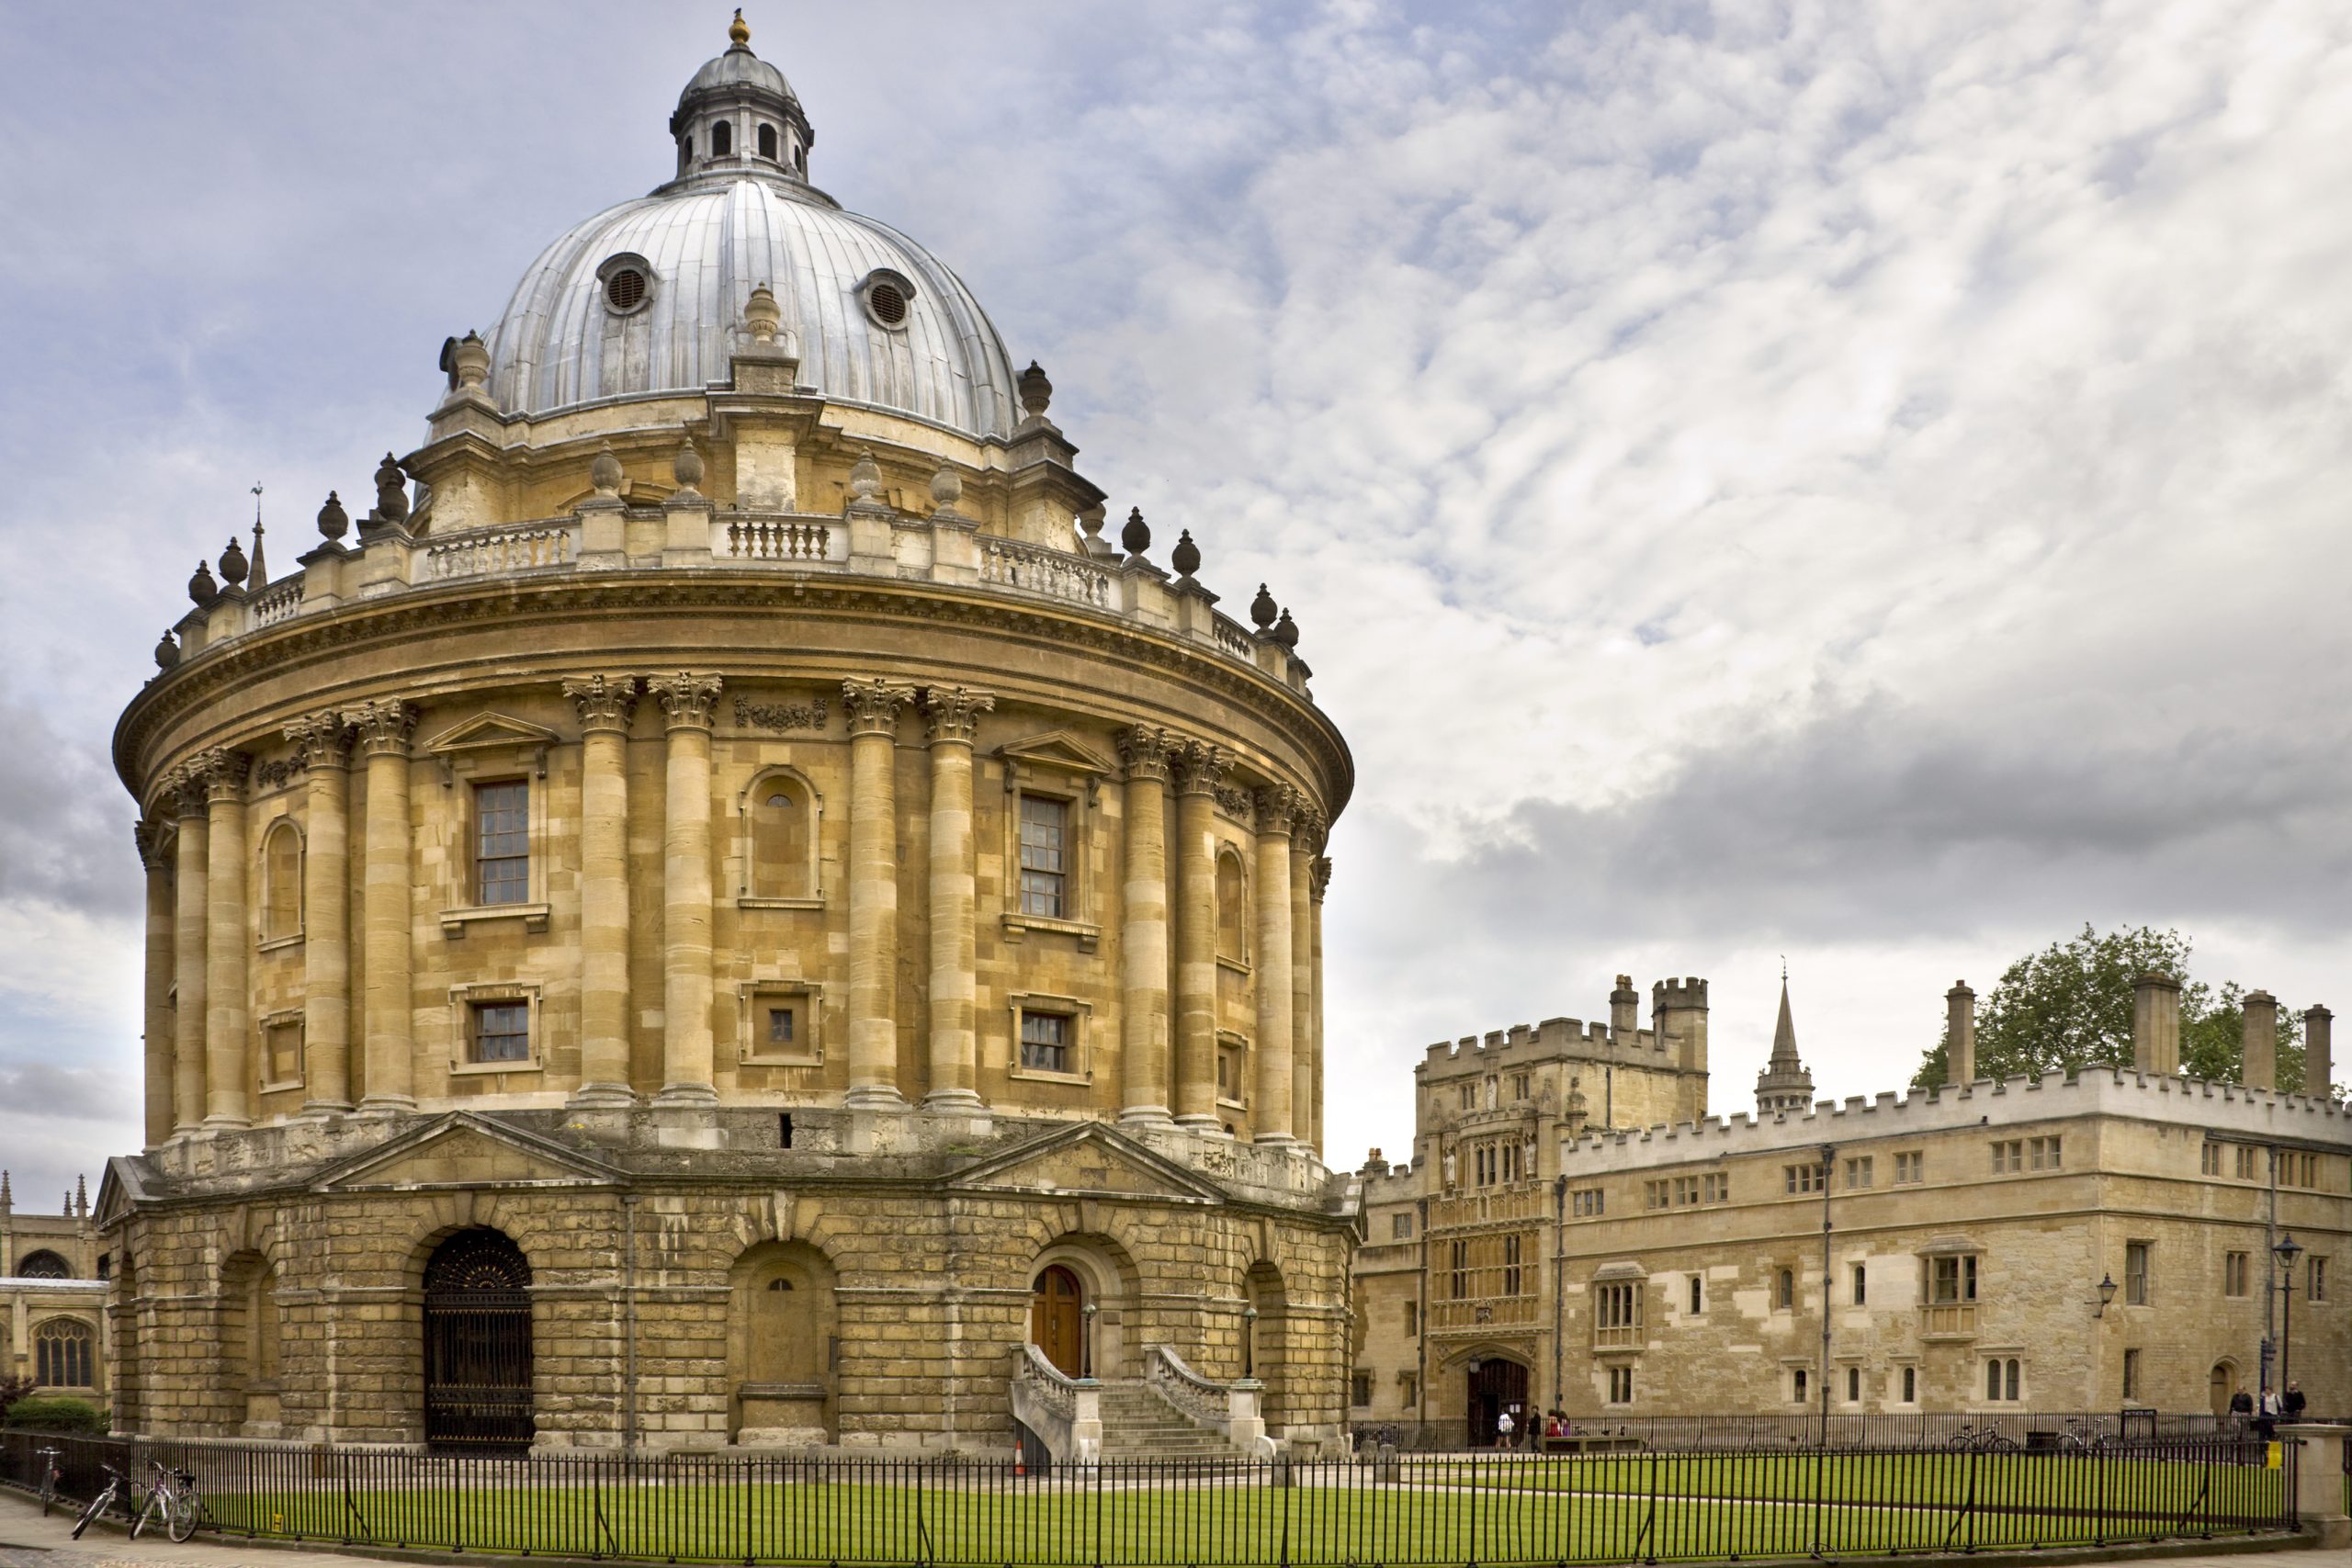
1091,1379,1249,1459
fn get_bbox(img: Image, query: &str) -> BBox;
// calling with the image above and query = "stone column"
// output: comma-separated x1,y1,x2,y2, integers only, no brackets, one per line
2305,1005,2334,1100
1309,854,1330,1150
1250,786,1297,1144
842,678,916,1110
1946,981,1976,1086
921,685,993,1113
196,749,254,1129
347,699,419,1111
2243,989,2278,1091
1290,811,1319,1155
565,675,641,1108
286,714,354,1113
1171,741,1227,1128
2132,973,2180,1077
135,818,175,1147
649,673,724,1106
169,773,208,1137
1114,726,1176,1125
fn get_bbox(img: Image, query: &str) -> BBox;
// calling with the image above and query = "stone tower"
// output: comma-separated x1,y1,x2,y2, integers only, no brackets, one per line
1754,975,1816,1117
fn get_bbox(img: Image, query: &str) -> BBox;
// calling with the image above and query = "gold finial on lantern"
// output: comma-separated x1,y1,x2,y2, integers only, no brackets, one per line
729,8,750,46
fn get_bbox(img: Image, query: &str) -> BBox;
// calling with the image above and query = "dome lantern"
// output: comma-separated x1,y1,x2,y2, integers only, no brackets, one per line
669,11,813,184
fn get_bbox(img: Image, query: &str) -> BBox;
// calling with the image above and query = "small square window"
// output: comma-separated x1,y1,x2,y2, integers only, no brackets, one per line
1607,1365,1634,1404
1391,1213,1413,1241
472,1001,530,1064
1021,1010,1072,1074
766,1006,796,1046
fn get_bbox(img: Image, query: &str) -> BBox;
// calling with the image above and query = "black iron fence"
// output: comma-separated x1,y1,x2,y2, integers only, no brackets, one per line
0,1428,2299,1565
1350,1410,2248,1454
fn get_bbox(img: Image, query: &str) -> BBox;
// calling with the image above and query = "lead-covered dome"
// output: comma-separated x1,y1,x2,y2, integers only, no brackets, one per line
481,18,1020,440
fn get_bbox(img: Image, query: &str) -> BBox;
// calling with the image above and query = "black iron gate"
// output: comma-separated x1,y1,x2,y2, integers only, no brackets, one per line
423,1228,535,1450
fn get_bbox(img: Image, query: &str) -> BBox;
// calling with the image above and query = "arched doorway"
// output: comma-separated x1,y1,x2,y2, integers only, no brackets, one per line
423,1229,534,1450
2210,1361,2237,1419
1467,1356,1529,1447
1031,1265,1086,1377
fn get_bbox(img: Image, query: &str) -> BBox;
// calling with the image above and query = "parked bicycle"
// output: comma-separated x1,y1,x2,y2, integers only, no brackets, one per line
32,1445,61,1514
1947,1424,2018,1452
133,1461,202,1542
69,1463,128,1539
2056,1418,2110,1453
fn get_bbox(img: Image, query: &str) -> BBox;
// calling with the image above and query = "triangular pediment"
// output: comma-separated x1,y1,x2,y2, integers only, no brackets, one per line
424,713,561,755
948,1123,1226,1203
93,1156,149,1228
995,730,1114,777
313,1112,622,1193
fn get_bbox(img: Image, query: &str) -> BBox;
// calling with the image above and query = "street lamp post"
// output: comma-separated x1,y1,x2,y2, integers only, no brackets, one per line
1243,1305,1259,1380
2273,1235,2303,1395
1081,1301,1098,1381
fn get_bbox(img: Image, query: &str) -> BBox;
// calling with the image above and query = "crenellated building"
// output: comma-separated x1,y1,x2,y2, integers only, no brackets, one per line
2,1175,108,1405
100,17,1352,1455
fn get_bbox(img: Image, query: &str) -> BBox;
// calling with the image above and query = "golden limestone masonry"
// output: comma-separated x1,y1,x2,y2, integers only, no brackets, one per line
103,16,1351,1456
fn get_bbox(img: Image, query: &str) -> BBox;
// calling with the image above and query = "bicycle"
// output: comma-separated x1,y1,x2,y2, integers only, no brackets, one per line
32,1445,61,1514
69,1463,128,1540
131,1461,202,1543
2056,1418,2109,1454
1947,1424,2018,1452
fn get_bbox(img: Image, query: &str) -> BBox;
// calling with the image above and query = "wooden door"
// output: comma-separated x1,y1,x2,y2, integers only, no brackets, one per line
1467,1358,1529,1448
1030,1266,1085,1377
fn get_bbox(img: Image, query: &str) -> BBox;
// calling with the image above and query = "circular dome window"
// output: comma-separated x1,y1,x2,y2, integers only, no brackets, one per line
859,269,918,331
597,253,656,317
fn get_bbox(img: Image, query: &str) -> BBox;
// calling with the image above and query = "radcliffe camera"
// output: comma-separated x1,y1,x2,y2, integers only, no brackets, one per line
0,7,2345,1567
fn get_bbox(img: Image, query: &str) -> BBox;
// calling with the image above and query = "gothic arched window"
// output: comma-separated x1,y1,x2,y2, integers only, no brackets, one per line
34,1319,93,1387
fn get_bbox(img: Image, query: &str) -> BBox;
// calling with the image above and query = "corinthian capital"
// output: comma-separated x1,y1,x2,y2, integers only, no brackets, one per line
564,673,641,734
1172,739,1229,797
648,672,725,730
1115,724,1177,784
283,711,355,770
1294,806,1328,855
343,698,420,759
841,677,917,739
134,817,172,871
189,748,253,806
1252,784,1301,836
1309,855,1333,901
164,765,207,820
920,684,995,745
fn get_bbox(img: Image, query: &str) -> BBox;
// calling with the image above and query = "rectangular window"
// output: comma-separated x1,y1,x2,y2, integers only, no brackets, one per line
1017,795,1068,918
1019,1010,1072,1074
1844,1156,1873,1189
1644,1179,1668,1210
1391,1213,1413,1241
2234,1145,2258,1179
2223,1251,2248,1297
2125,1241,2151,1305
265,1020,303,1086
1894,1151,1924,1183
2122,1348,2141,1402
2029,1134,2062,1170
1607,1365,1634,1404
1674,1176,1701,1205
471,1000,530,1064
2310,1256,2327,1303
474,781,529,905
1851,1264,1867,1306
1702,1172,1730,1203
1449,1240,1468,1301
1846,1366,1860,1403
2201,1144,2224,1176
1990,1139,2023,1174
1503,1235,1524,1296
1784,1162,1823,1194
1572,1188,1604,1217
1688,1274,1704,1314
1901,1365,1917,1404
1403,1300,1419,1337
1351,1371,1373,1407
766,1005,797,1047
1512,1072,1532,1100
1400,1371,1419,1407
1595,1281,1641,1331
1216,1040,1245,1103
1928,1254,1979,1304
1458,1083,1476,1111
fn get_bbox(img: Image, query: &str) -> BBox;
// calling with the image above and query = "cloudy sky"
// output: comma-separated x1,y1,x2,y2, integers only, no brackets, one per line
2,0,2348,1210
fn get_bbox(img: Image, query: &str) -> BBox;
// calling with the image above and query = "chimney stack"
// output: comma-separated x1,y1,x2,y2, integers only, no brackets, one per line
2132,973,2180,1076
2305,1006,2333,1100
2242,990,2278,1091
1610,975,1639,1041
1946,981,1976,1086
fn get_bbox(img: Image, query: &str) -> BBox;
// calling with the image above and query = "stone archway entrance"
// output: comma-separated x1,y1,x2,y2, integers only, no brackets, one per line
423,1229,534,1450
2210,1361,2237,1419
1467,1357,1529,1447
1031,1265,1086,1377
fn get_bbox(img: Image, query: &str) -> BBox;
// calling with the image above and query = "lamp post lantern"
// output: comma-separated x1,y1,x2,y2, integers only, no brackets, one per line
2095,1273,2117,1317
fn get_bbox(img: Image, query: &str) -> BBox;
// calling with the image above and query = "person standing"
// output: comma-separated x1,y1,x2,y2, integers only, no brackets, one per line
2255,1386,2280,1443
2280,1382,2306,1422
1496,1407,1515,1450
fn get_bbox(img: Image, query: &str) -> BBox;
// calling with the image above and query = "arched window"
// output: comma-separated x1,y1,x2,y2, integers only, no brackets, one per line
1773,1268,1794,1311
743,770,819,902
17,1250,70,1280
758,123,777,160
34,1319,93,1387
1216,850,1248,962
710,119,732,156
260,818,302,941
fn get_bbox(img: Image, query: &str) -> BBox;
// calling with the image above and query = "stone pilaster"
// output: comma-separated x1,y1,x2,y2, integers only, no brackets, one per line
649,673,724,1107
198,748,254,1129
1250,785,1297,1144
920,686,994,1113
565,675,641,1109
1171,740,1227,1128
135,817,175,1147
1309,852,1331,1151
1290,808,1321,1156
285,714,354,1113
842,678,916,1110
169,771,208,1137
1114,726,1176,1125
346,698,419,1111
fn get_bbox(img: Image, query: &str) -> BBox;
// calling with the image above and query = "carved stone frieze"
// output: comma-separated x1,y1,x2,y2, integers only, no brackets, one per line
253,755,307,792
563,673,642,734
648,672,725,730
1213,784,1255,824
343,698,420,759
840,677,917,739
732,696,829,733
920,685,995,745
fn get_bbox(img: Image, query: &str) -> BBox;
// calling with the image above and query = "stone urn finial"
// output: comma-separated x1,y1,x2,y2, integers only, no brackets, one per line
1121,506,1150,558
188,560,220,608
931,465,963,513
1018,360,1053,420
591,442,623,499
1272,607,1299,649
1171,528,1201,579
673,436,706,494
218,536,249,588
154,630,181,670
743,283,782,346
849,449,884,503
373,452,409,523
1250,583,1277,629
448,330,490,390
316,490,349,541
1077,502,1105,545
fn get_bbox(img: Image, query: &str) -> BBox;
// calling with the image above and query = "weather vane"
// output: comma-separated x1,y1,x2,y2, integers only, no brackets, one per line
252,482,264,528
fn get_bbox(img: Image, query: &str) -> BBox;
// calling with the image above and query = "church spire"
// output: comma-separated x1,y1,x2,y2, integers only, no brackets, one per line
1755,968,1816,1117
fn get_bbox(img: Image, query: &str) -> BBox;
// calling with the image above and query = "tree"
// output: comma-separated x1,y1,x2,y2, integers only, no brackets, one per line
1911,924,2304,1092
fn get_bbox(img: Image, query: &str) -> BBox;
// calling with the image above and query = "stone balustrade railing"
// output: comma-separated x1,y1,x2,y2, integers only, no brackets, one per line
163,505,1306,700
1146,1345,1270,1455
1010,1343,1101,1464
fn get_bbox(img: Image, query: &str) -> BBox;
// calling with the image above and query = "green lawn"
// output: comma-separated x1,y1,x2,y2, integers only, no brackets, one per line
189,1450,2289,1566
